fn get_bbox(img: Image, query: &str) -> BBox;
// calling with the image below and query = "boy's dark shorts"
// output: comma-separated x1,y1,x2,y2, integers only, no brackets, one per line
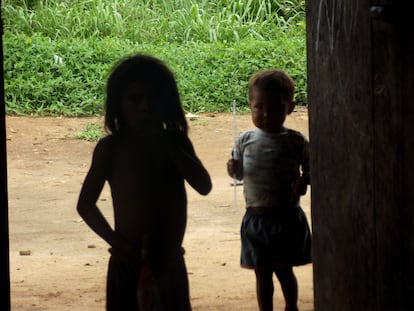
241,206,312,269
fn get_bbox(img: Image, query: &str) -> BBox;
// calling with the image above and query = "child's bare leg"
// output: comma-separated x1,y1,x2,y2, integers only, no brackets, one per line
255,267,274,311
274,266,298,311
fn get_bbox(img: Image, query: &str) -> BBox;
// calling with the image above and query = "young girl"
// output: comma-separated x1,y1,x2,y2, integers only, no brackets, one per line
227,69,311,311
77,54,212,310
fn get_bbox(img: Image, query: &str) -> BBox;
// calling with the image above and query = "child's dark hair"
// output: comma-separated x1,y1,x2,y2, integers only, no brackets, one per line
104,53,188,134
248,69,295,103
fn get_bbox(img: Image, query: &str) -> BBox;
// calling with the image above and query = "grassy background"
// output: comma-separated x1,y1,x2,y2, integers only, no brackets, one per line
2,0,306,116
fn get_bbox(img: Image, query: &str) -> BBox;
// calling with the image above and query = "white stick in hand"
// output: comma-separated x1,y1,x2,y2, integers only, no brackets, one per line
232,100,238,210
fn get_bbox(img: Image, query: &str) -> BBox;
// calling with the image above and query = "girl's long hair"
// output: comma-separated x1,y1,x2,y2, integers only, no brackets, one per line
104,54,188,135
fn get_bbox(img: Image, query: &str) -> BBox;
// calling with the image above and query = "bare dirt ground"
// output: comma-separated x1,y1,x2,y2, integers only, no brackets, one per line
7,108,313,311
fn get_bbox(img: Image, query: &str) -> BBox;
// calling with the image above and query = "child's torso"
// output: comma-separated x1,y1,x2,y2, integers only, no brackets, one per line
239,128,306,208
104,136,187,249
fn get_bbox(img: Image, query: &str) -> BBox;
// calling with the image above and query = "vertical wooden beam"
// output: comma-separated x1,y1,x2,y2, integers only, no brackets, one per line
308,0,414,309
371,4,414,308
401,33,414,307
307,1,375,310
0,6,11,311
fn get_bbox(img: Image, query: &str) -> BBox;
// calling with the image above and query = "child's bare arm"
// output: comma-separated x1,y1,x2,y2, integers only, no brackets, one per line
165,131,212,195
77,139,118,247
292,178,308,196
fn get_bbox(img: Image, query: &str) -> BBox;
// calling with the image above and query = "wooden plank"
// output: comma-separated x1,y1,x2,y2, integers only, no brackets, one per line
0,7,11,310
306,1,375,310
372,9,414,308
401,37,414,307
372,16,403,310
308,0,414,309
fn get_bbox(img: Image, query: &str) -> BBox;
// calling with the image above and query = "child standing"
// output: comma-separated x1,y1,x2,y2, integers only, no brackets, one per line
227,69,311,311
77,54,212,310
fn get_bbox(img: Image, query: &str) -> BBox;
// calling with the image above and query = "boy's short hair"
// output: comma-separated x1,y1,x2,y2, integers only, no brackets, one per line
248,69,295,102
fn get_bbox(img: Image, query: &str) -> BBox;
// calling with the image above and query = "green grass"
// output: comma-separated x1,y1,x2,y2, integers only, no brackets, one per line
3,0,305,42
2,0,307,116
73,123,104,141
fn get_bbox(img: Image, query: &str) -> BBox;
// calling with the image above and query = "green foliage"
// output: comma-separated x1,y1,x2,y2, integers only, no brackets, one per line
2,0,307,116
4,33,111,116
2,0,305,43
74,123,104,141
170,34,307,113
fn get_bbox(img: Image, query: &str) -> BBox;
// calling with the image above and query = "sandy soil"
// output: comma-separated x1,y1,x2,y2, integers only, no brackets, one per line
6,109,313,311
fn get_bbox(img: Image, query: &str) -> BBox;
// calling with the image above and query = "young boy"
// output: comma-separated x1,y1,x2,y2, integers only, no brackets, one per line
227,69,311,311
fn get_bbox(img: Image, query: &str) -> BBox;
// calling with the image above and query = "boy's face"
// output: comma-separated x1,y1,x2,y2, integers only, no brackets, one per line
249,88,295,133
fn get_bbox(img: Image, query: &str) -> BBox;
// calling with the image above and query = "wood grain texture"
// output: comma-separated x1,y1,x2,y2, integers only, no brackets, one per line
307,0,414,309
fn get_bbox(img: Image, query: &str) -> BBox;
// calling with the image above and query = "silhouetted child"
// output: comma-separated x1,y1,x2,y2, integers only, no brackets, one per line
227,69,311,311
77,54,212,310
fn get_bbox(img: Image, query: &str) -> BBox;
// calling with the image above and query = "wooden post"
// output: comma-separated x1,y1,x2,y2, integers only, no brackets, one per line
307,0,414,310
0,6,11,310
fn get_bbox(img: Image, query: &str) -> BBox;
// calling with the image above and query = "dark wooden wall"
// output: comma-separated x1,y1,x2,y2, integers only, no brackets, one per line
1,6,11,310
307,0,414,310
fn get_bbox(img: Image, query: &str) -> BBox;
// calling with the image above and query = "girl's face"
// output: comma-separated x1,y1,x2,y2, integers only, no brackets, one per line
121,80,161,137
249,88,295,133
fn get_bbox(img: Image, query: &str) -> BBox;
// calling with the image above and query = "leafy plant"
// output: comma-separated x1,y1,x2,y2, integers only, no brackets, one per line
2,0,307,116
2,0,305,43
74,123,104,141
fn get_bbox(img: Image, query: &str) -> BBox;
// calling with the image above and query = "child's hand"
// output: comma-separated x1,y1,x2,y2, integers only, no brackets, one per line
292,178,308,197
110,236,139,261
160,123,187,149
227,158,242,180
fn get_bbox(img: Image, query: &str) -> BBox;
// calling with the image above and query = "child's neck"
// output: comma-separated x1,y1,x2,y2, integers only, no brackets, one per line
259,125,287,134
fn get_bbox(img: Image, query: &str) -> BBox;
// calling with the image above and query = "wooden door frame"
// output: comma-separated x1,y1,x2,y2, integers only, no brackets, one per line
307,0,414,309
1,5,11,310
